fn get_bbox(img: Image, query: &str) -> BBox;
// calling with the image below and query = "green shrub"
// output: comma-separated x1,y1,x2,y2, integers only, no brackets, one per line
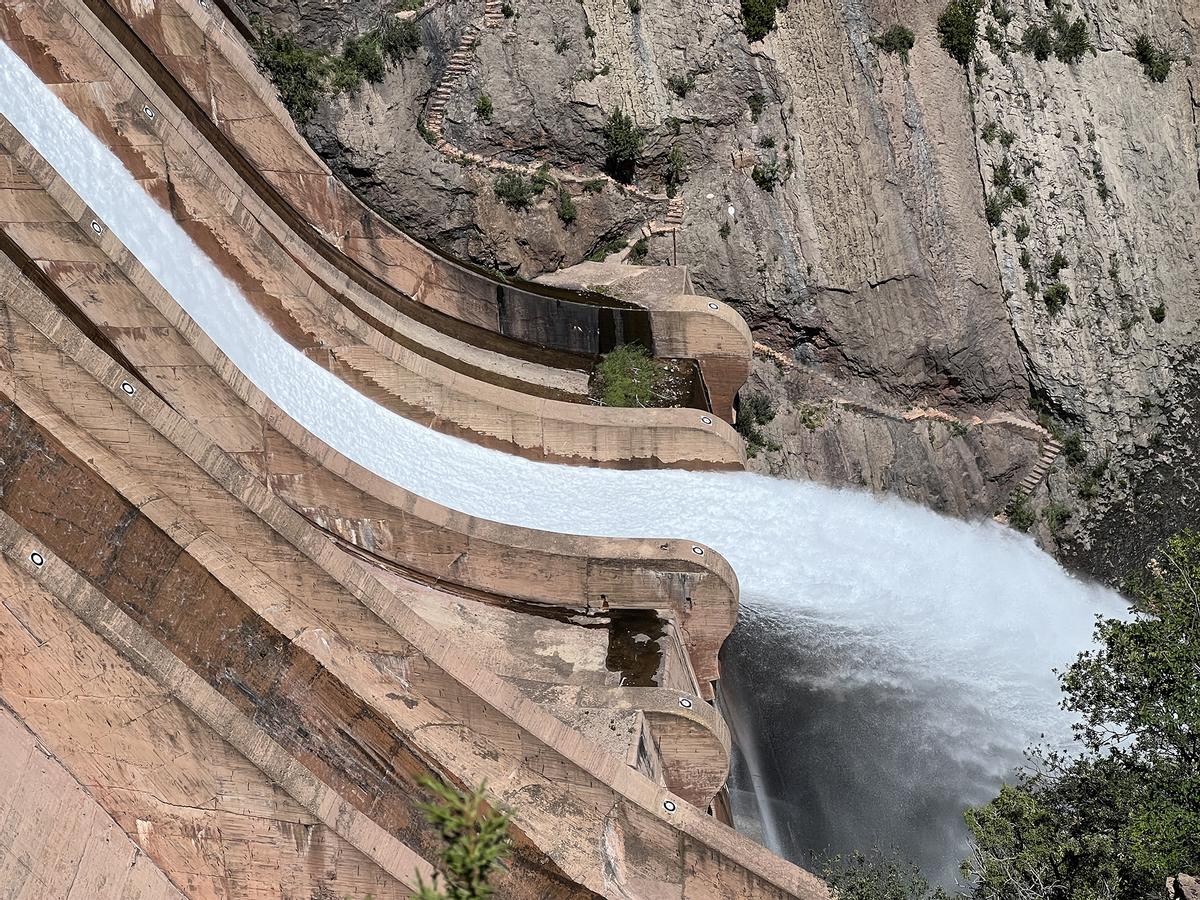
990,0,1013,26
1044,501,1071,535
592,344,670,407
992,157,1014,188
1044,282,1070,315
476,93,493,121
413,777,511,900
582,178,606,194
665,146,687,189
1008,492,1036,531
556,190,577,225
1052,12,1092,63
1047,250,1069,278
1021,24,1054,61
587,237,627,261
750,160,779,191
821,848,948,900
1010,183,1028,205
530,165,554,195
718,221,731,240
1133,33,1171,83
998,127,1016,147
628,0,641,13
1019,248,1031,270
873,24,916,63
667,73,696,98
1014,219,1030,242
500,1,514,16
554,34,569,53
980,121,998,144
1150,302,1166,324
736,391,781,457
380,17,421,63
628,238,649,263
984,192,1010,226
741,0,780,43
252,25,330,124
747,92,766,122
602,108,643,184
342,33,386,84
493,172,533,209
937,0,982,66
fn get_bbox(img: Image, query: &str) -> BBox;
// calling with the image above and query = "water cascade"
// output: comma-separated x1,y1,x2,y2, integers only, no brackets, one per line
0,41,1124,884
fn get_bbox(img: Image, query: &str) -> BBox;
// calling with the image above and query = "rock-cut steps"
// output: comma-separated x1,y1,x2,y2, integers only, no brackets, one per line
421,0,684,260
994,437,1064,525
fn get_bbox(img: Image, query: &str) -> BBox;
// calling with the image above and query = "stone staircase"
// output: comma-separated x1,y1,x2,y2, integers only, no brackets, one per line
419,0,674,262
994,437,1064,524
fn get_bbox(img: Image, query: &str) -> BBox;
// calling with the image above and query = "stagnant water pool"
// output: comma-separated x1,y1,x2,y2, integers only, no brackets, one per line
0,38,1124,885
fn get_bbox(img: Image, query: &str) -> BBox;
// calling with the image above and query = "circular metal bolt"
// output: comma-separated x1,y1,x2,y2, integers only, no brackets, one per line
144,105,155,119
678,698,693,709
691,546,705,556
120,381,136,396
663,800,677,813
708,302,719,310
700,415,713,426
90,220,103,235
30,552,44,567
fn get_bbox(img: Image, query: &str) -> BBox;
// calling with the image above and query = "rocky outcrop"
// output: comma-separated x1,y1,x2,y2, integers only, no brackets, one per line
251,0,1197,583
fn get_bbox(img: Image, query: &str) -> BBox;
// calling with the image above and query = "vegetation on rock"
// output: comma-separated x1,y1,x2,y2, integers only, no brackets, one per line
602,108,643,184
873,25,916,64
493,173,533,210
591,344,680,407
1133,34,1172,83
937,0,981,67
414,777,511,900
962,529,1200,896
741,0,785,43
736,392,780,457
476,93,493,121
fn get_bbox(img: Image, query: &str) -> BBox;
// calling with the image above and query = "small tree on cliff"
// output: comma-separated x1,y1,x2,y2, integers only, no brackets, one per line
962,530,1200,897
414,777,512,900
602,108,643,184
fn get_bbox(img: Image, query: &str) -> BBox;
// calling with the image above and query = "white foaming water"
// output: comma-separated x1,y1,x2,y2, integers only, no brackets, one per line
0,41,1124,877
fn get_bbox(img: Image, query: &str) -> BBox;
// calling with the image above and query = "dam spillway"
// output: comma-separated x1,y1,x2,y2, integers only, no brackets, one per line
0,25,1125,891
0,24,1123,892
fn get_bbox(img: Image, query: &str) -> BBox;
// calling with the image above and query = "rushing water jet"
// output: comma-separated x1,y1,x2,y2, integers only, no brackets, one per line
0,39,1124,883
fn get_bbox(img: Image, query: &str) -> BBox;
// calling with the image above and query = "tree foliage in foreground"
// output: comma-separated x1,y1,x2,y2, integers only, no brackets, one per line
414,777,512,900
963,529,1200,898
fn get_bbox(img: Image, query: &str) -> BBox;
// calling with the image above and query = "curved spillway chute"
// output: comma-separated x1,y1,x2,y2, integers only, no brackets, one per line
6,0,746,471
86,0,753,421
0,122,831,900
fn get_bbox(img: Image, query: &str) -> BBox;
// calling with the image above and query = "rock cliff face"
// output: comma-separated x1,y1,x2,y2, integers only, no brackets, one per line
246,0,1198,583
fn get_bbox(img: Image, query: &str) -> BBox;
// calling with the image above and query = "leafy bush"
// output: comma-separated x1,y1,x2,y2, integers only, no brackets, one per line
476,93,493,121
1047,250,1069,278
582,178,606,194
1052,12,1092,63
665,146,687,190
493,173,532,210
992,157,1014,188
963,529,1200,896
587,237,627,261
554,34,569,53
628,238,649,263
380,17,421,63
736,392,780,457
1044,501,1071,535
741,0,781,43
252,25,330,124
989,0,1013,26
1150,302,1166,323
628,0,641,13
342,33,386,84
592,344,671,407
530,165,554,195
750,160,779,191
602,108,643,184
414,777,511,900
1044,282,1070,315
1019,248,1031,270
1008,492,1036,531
821,848,948,900
1009,183,1028,205
984,192,1010,226
937,0,981,66
718,221,731,240
1013,219,1029,242
1133,34,1171,83
747,92,766,122
667,73,696,98
556,190,576,225
1020,24,1053,61
873,24,916,63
